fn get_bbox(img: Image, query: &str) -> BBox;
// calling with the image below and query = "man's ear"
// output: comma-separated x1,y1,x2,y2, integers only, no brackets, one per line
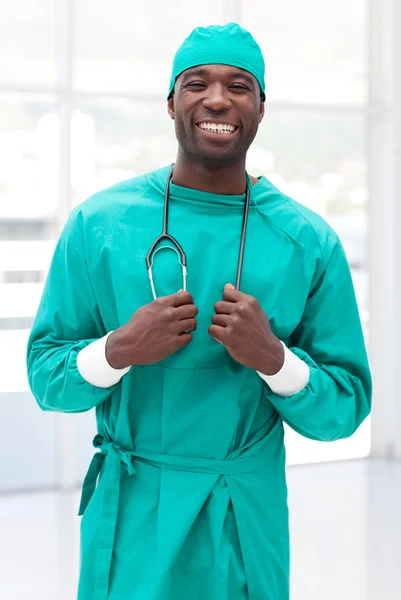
258,101,265,124
167,97,175,119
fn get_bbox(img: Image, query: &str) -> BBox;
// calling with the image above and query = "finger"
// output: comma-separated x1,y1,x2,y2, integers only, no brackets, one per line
175,318,197,334
175,303,199,320
214,300,234,314
211,313,229,327
208,324,227,344
171,290,194,307
222,287,245,302
175,332,193,349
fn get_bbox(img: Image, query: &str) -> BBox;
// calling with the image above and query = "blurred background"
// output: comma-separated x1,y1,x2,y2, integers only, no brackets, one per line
0,1,400,599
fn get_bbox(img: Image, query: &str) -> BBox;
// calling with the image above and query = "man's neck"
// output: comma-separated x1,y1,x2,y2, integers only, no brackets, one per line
172,154,252,195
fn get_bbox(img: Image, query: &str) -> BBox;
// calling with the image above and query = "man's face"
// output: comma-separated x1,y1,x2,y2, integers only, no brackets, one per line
168,64,265,166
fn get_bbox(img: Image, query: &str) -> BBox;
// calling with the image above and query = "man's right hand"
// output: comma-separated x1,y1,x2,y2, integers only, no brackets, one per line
105,290,198,369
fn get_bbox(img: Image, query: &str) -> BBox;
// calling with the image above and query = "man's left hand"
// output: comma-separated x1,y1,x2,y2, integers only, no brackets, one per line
208,283,285,375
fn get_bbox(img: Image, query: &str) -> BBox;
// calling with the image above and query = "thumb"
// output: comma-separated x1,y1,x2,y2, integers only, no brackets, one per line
224,283,235,290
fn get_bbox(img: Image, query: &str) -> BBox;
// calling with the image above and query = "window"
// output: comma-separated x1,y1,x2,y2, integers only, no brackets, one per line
0,1,370,494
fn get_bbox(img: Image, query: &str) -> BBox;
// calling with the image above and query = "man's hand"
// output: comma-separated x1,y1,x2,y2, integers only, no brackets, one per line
106,290,198,369
208,283,284,375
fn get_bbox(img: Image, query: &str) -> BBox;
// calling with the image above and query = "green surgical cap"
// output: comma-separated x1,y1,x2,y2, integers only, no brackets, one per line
168,22,266,101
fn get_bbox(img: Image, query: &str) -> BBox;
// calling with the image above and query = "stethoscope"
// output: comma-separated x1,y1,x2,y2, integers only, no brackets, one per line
146,166,251,300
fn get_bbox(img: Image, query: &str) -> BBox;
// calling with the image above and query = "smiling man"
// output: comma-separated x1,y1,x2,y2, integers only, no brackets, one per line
27,23,372,600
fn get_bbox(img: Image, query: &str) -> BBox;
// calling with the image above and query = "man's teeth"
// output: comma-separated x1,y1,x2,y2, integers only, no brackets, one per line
198,122,236,134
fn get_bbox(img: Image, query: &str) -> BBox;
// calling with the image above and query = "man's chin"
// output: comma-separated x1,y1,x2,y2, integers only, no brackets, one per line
194,147,241,166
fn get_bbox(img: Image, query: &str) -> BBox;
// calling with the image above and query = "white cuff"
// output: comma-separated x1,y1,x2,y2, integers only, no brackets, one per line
257,341,310,397
76,332,130,388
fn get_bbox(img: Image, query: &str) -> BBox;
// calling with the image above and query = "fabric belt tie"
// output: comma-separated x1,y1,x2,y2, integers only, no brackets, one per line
78,421,276,600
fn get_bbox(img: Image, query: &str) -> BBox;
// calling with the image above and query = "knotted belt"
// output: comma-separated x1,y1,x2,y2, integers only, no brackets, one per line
79,419,277,600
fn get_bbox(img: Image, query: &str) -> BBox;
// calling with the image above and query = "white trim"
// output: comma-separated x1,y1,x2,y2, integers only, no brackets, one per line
0,85,57,97
257,341,310,397
54,0,77,491
56,0,74,230
367,0,401,460
259,101,371,114
395,1,401,460
76,333,131,388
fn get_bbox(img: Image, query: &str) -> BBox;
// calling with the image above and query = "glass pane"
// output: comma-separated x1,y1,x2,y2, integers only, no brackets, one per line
0,94,59,392
242,0,367,106
0,0,57,87
74,0,226,95
0,331,31,393
0,392,57,490
71,98,175,205
0,93,59,220
247,108,370,463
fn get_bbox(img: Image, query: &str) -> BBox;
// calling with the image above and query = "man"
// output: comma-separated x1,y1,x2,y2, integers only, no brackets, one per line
27,23,372,600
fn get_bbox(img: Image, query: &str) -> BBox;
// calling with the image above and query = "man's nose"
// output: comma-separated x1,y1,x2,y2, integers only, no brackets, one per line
202,85,231,112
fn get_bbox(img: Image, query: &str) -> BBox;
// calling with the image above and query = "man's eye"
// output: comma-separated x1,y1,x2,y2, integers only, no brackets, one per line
187,82,206,88
230,84,248,90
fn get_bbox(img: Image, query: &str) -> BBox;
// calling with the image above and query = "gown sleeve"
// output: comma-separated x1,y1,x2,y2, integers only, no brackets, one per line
264,235,372,442
26,207,124,413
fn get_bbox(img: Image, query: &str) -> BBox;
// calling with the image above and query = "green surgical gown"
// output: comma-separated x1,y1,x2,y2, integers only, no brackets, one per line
27,165,372,600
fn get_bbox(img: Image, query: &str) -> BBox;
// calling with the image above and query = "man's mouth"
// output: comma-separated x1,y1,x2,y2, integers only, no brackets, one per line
196,122,239,135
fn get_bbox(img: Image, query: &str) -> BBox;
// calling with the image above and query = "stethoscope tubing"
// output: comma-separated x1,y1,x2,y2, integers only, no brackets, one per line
146,166,250,299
